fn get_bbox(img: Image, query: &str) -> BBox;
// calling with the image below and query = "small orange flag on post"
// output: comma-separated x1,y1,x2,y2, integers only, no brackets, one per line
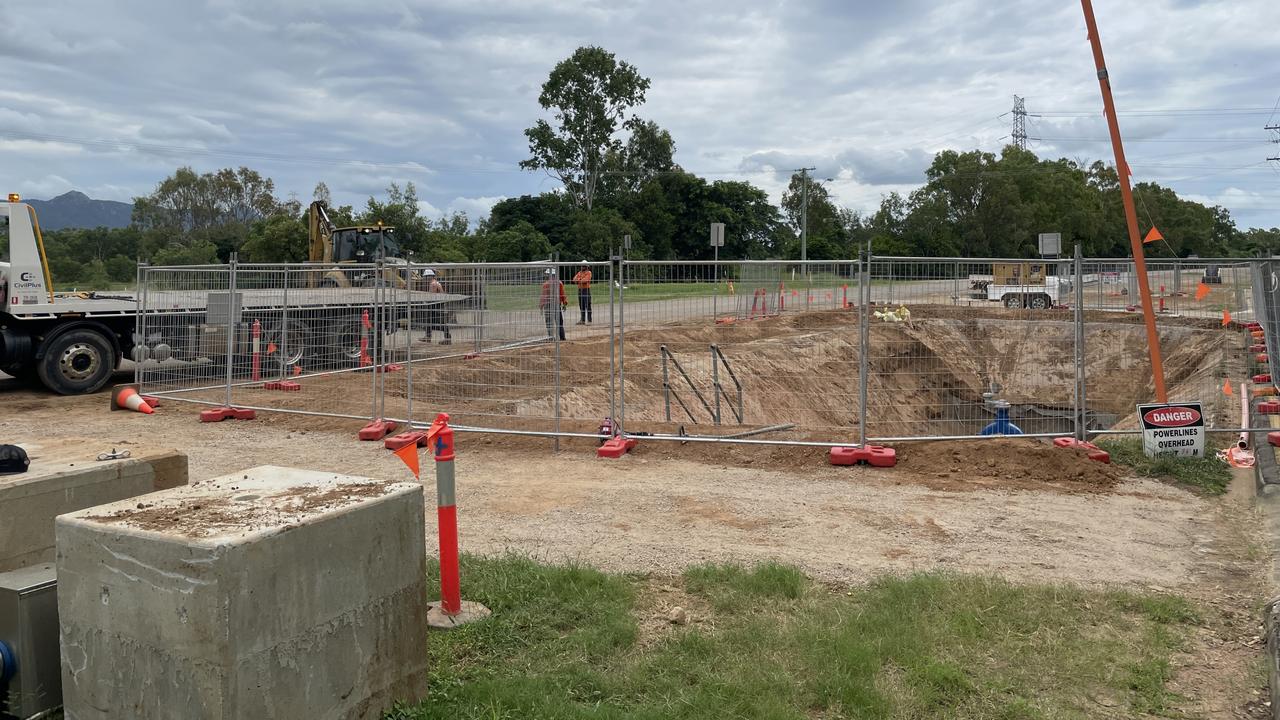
1195,282,1211,301
1222,309,1232,327
267,342,277,355
394,442,420,480
1143,227,1164,244
1223,379,1234,397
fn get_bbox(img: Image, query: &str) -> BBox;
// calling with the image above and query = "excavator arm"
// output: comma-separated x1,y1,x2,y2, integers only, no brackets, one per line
308,201,336,263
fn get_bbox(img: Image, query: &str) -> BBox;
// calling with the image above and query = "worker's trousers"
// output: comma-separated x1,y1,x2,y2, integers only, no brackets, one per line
578,287,592,323
543,307,565,341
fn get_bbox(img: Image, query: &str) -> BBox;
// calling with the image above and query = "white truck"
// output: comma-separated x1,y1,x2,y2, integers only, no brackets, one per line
968,262,1071,310
0,195,461,394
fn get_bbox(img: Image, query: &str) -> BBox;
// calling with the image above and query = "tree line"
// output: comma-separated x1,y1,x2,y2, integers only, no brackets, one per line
4,45,1276,290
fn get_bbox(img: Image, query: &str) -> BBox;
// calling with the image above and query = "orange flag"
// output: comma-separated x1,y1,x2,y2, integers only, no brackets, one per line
394,442,420,479
267,342,277,355
1223,379,1234,397
1142,226,1164,244
1194,282,1210,301
1222,309,1232,327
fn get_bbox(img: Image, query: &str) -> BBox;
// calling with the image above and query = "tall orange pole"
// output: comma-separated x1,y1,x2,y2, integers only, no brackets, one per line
1080,0,1168,402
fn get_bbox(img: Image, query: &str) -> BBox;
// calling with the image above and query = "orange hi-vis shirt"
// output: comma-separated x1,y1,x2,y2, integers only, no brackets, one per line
573,269,592,289
540,279,567,308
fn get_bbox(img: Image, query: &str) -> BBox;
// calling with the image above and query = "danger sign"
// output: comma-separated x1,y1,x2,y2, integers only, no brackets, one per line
1137,402,1204,458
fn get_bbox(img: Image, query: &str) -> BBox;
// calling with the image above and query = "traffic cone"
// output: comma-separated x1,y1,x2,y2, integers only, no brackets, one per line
112,385,153,414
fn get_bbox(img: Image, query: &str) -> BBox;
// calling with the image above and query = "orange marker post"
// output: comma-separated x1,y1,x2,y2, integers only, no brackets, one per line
1080,0,1168,402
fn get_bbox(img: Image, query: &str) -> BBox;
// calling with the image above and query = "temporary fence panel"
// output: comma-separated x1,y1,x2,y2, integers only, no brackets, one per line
863,258,1079,441
614,260,860,443
135,255,1271,447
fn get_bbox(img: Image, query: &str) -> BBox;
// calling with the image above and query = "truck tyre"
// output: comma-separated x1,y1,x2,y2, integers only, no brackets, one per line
36,328,116,395
1002,294,1023,309
1028,294,1050,310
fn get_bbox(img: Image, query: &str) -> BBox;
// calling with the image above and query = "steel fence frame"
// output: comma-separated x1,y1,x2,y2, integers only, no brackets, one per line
134,252,1274,448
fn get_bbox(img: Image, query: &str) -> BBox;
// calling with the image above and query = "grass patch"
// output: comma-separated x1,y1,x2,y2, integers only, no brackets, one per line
1097,437,1232,495
389,554,1200,719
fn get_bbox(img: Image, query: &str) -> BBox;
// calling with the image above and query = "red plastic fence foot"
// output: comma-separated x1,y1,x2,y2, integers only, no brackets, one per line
597,436,637,459
1245,321,1262,330
199,407,256,423
1255,373,1273,384
828,445,897,467
359,419,398,441
1257,401,1280,415
385,430,429,451
141,395,160,408
1268,431,1280,448
262,380,302,391
1052,437,1111,464
378,363,404,373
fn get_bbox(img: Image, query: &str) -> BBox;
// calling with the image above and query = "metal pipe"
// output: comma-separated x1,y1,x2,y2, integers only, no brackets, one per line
712,423,795,439
712,344,721,425
661,345,672,422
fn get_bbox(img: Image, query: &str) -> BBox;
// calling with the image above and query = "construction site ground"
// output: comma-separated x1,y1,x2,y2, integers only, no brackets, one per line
2,303,1273,716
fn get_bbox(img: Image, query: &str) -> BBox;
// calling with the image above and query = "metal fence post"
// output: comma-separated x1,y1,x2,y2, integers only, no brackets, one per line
225,254,237,409
619,257,627,436
279,266,290,382
553,264,562,452
1074,244,1086,441
858,251,870,447
609,253,617,428
135,262,148,388
404,264,413,425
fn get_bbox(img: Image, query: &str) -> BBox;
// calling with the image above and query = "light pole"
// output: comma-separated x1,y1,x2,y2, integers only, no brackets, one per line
796,169,833,275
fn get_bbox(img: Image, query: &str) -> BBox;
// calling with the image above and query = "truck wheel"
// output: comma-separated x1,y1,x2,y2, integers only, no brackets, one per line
1002,294,1023,309
37,329,116,395
1028,294,1050,310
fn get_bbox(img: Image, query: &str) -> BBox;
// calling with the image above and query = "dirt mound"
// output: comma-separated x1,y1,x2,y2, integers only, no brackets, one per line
896,438,1122,492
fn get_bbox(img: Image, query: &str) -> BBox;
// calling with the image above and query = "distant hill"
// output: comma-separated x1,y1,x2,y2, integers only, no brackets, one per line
26,191,133,230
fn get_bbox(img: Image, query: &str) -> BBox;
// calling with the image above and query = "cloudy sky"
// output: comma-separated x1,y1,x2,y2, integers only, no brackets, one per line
2,0,1278,230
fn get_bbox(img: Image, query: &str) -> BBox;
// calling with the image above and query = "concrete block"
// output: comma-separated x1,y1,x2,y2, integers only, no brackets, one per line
55,465,428,720
0,439,187,572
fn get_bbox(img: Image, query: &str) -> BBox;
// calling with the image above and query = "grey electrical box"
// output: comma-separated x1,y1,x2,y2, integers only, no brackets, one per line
0,564,60,719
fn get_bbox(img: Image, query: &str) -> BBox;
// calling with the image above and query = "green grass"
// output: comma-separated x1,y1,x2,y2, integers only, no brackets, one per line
1097,437,1233,495
482,275,855,312
388,555,1200,719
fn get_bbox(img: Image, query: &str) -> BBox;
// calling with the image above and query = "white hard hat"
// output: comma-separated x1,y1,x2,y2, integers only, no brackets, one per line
545,268,554,275
422,268,436,277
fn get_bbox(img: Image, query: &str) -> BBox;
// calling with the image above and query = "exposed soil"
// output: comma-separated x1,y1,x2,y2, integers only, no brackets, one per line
895,439,1122,492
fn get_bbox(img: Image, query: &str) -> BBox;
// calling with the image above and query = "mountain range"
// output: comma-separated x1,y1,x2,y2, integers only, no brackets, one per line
25,191,133,230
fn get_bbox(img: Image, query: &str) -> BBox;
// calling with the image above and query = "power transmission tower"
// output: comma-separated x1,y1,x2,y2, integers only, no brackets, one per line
1011,96,1028,150
1268,124,1279,163
795,167,816,266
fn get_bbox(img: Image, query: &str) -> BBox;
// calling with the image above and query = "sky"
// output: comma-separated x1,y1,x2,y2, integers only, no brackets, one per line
2,0,1278,230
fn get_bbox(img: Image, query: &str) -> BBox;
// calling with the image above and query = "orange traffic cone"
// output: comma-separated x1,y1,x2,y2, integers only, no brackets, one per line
112,386,153,414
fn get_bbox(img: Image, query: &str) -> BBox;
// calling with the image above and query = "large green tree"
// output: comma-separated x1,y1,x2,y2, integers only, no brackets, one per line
520,46,652,211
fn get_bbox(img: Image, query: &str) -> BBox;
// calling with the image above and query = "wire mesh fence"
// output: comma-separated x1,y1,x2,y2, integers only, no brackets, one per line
134,254,1268,447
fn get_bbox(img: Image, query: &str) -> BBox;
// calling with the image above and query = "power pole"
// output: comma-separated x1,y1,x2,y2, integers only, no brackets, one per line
1267,124,1279,163
795,166,816,265
1012,95,1028,151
